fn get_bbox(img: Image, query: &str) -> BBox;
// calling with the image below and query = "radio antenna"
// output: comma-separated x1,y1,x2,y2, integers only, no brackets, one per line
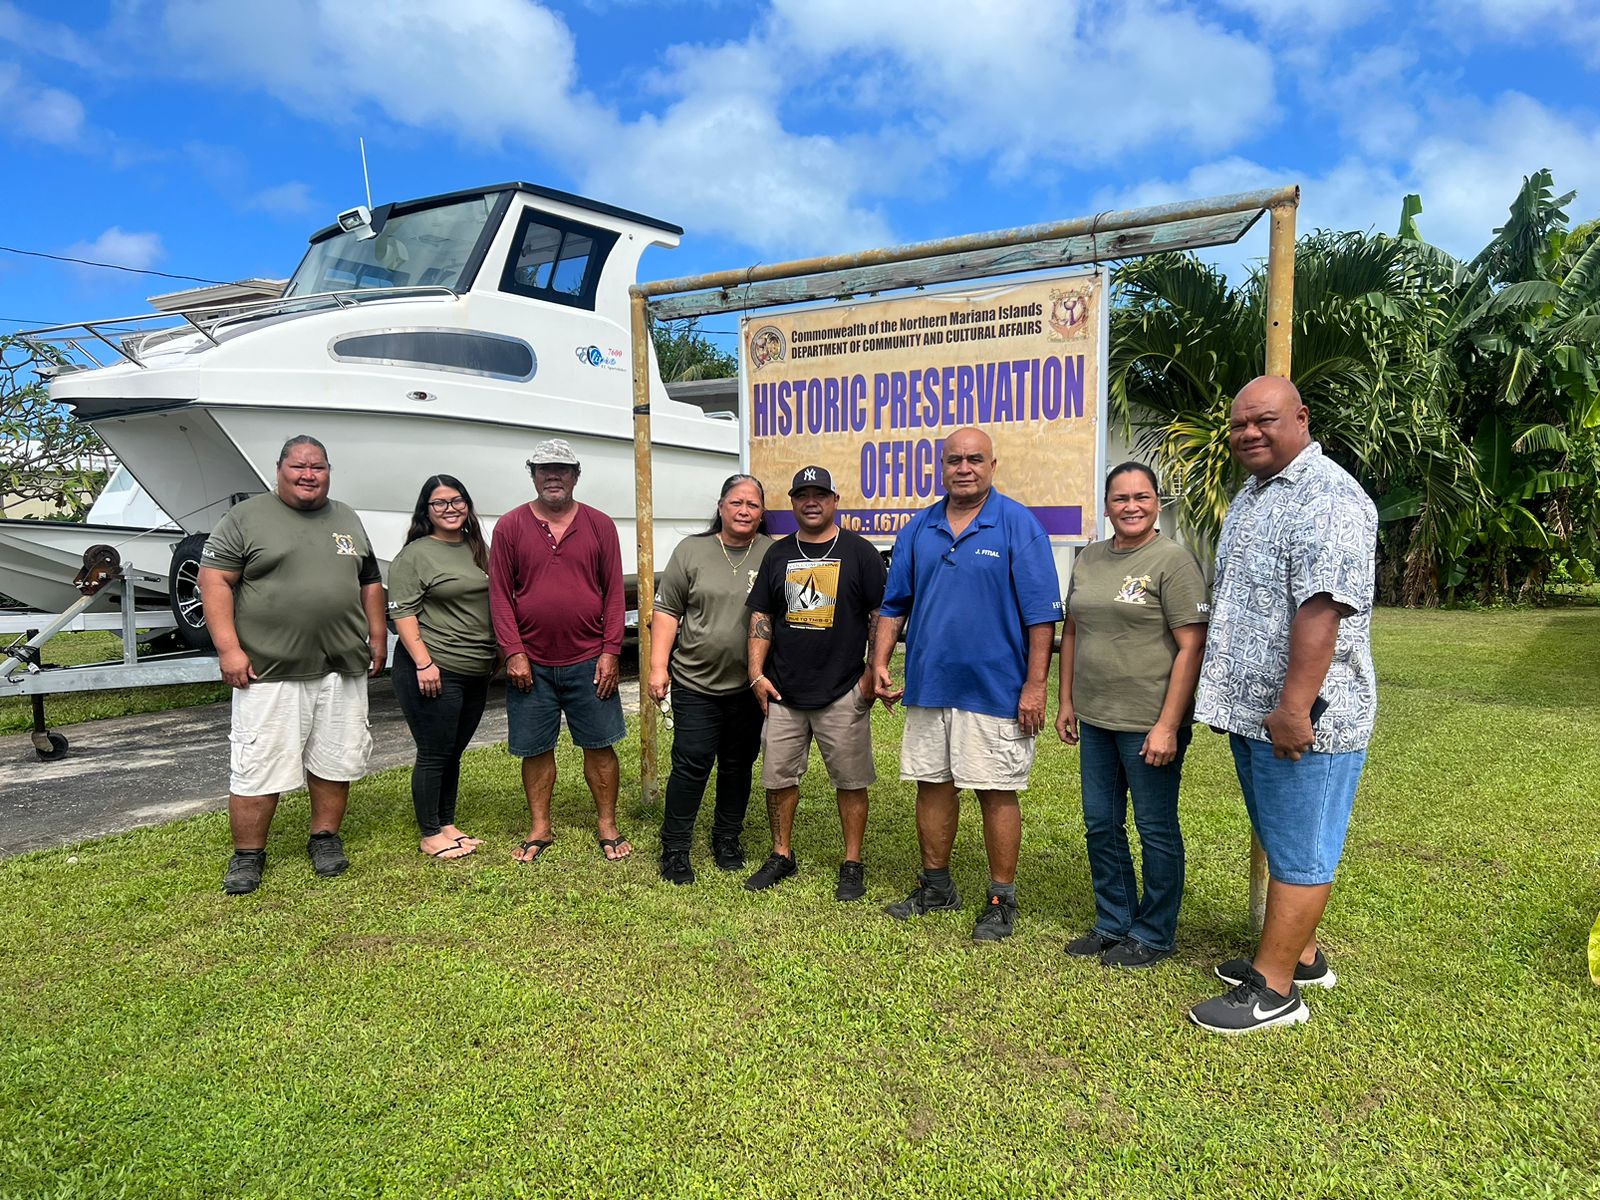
359,137,373,209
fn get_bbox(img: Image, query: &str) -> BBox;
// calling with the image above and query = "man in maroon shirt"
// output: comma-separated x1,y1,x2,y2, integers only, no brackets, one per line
490,438,631,863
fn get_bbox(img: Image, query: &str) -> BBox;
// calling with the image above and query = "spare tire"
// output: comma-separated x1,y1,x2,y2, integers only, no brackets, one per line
168,533,214,651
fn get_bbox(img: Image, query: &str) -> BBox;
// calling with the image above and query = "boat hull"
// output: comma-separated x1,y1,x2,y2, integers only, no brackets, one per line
87,403,737,579
0,521,180,612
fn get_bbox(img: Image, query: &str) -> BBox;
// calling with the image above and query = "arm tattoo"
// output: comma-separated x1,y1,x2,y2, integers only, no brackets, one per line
865,608,880,649
750,611,773,641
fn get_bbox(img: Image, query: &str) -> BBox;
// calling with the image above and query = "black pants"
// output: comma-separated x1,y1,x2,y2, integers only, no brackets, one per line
391,649,490,836
660,685,763,852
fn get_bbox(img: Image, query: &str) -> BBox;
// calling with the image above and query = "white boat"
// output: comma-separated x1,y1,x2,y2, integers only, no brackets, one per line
18,183,739,635
0,466,181,613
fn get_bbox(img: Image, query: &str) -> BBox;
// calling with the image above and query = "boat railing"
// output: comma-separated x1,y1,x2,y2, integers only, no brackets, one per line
14,285,460,372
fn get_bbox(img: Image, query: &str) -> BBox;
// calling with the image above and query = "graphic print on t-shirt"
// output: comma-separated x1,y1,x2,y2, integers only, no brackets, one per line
1113,574,1151,605
783,558,840,629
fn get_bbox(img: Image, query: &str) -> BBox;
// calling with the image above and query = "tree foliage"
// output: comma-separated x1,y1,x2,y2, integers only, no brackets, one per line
1,337,108,521
651,318,737,383
1110,170,1600,606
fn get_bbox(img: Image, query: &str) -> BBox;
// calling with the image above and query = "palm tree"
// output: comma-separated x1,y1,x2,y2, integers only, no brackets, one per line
1109,231,1478,602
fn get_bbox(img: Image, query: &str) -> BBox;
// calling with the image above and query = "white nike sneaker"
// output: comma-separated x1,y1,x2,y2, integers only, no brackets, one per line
1188,967,1310,1035
1215,947,1337,990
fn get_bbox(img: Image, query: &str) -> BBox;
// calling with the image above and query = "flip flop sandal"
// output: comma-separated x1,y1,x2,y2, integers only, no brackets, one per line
516,837,553,864
598,836,632,861
425,839,475,860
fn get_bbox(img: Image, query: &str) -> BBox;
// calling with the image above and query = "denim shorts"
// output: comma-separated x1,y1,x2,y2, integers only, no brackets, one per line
505,657,626,757
1229,734,1367,886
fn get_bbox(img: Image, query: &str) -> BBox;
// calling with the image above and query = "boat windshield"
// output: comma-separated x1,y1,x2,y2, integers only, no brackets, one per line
285,192,505,297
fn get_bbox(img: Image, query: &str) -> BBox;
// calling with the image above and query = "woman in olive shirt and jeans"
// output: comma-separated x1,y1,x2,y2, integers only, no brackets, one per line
389,474,498,859
1056,462,1209,967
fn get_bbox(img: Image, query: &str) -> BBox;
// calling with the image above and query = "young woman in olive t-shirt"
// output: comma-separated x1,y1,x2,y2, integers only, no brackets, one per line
388,474,498,859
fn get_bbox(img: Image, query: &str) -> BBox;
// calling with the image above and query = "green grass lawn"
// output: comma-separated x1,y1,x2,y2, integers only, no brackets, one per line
1,609,1597,1198
0,631,228,734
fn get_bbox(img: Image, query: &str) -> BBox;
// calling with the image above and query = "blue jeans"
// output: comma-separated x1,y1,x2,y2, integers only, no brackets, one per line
1078,720,1191,952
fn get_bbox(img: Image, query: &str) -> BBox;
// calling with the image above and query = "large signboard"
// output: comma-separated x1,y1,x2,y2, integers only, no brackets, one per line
741,271,1106,541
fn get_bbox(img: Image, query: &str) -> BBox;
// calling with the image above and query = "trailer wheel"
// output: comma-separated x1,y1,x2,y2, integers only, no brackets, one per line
168,533,214,652
35,731,69,762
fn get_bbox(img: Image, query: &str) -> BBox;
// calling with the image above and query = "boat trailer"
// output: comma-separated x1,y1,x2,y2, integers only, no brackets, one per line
0,544,221,762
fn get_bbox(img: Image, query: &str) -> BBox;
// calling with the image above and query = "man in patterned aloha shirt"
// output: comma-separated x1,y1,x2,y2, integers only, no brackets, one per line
1187,375,1378,1035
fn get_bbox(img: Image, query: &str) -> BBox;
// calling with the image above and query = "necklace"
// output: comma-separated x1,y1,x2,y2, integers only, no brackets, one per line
794,531,840,561
718,536,756,575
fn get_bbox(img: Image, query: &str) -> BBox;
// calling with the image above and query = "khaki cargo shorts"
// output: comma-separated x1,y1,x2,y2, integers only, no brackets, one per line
760,686,876,791
899,705,1036,792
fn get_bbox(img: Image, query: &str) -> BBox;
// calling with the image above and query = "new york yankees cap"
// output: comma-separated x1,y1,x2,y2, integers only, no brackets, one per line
789,465,837,495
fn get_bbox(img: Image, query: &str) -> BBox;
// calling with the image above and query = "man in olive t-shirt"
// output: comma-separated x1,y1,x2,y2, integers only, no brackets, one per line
198,434,387,896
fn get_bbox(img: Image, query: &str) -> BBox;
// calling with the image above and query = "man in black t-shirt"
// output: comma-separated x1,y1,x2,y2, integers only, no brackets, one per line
745,466,887,901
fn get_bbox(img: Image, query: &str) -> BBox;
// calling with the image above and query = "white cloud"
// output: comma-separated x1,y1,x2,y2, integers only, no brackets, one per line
1447,0,1600,67
65,227,166,275
1216,0,1379,34
1403,93,1600,253
0,62,86,145
155,0,890,255
766,0,1276,166
0,1,100,67
1099,91,1600,283
161,0,595,147
247,182,318,217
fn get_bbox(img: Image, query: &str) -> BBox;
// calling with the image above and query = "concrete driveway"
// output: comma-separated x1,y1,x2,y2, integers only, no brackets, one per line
0,677,641,858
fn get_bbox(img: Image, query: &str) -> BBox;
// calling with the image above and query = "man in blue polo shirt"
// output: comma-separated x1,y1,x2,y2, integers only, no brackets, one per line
870,426,1061,942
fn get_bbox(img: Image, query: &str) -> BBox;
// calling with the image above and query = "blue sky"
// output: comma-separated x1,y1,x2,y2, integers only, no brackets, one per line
2,0,1599,341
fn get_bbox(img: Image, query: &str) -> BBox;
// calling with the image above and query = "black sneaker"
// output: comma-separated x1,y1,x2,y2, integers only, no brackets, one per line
222,850,265,895
1188,966,1310,1035
1065,930,1122,958
835,860,865,902
972,891,1017,942
744,852,797,891
711,837,746,872
884,873,961,920
660,849,695,886
1215,947,1337,990
307,832,349,878
1102,939,1173,969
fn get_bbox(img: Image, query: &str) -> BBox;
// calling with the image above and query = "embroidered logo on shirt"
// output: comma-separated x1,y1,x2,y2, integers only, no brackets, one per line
1114,574,1151,605
975,548,1001,559
332,533,360,556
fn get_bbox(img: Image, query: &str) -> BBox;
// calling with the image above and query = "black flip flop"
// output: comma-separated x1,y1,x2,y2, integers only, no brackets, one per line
598,836,632,861
516,837,553,864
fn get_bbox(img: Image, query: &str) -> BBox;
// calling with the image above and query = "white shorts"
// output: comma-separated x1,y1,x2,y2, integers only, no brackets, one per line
899,705,1036,792
229,673,372,797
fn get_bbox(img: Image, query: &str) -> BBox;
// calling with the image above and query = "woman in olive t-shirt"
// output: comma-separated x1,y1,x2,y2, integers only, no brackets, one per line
388,474,498,860
1056,463,1209,968
647,474,773,885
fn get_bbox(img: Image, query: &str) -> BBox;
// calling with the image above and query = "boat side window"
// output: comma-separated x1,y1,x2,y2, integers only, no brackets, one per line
330,330,537,381
500,210,617,310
